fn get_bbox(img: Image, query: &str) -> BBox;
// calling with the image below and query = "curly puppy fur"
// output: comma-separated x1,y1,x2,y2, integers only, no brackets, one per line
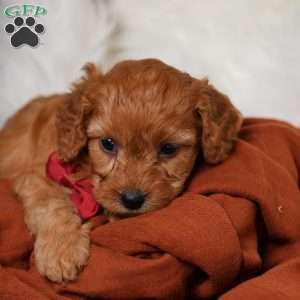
0,59,242,282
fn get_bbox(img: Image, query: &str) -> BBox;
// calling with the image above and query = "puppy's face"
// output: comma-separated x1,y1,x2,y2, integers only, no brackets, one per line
87,84,199,217
56,59,242,217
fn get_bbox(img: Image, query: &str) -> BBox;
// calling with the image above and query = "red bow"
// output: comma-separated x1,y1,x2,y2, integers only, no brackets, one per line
46,152,100,220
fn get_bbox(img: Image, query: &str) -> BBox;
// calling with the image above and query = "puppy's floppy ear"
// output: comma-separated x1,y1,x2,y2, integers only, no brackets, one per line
192,79,242,164
56,63,101,162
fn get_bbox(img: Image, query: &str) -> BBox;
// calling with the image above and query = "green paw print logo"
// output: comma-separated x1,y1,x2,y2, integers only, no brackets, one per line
3,4,47,48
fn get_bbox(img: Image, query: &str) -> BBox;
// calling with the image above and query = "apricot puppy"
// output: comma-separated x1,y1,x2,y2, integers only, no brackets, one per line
0,59,242,282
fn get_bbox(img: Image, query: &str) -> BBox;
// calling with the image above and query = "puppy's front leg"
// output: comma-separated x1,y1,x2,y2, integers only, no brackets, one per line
15,173,90,282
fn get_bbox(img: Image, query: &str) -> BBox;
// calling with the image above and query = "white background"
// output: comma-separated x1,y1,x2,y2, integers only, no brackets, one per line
1,0,299,125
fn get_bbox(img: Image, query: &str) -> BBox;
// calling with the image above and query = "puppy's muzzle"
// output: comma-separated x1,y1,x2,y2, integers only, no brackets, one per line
120,189,145,210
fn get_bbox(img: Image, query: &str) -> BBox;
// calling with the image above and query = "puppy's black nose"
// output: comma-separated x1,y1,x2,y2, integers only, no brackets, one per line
120,190,145,210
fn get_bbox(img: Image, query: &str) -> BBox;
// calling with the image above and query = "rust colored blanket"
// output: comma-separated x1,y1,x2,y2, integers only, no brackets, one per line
1,118,300,300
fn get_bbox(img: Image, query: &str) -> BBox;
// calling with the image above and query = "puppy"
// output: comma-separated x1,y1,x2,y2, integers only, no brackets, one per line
0,59,242,282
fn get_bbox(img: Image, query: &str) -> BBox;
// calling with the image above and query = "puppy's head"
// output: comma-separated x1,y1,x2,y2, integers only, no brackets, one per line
56,59,242,217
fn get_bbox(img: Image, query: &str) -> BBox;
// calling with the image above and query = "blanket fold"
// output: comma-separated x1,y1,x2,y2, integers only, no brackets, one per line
1,118,300,299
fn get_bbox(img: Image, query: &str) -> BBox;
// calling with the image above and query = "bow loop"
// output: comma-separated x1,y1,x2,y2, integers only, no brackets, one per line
46,152,100,220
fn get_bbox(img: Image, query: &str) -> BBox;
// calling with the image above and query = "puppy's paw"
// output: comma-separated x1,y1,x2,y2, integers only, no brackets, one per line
34,222,91,282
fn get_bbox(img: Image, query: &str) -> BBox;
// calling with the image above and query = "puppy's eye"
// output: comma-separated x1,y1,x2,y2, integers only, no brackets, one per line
100,138,117,153
159,143,179,157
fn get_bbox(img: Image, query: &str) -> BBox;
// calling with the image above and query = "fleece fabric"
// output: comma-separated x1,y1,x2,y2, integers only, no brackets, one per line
1,118,300,299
